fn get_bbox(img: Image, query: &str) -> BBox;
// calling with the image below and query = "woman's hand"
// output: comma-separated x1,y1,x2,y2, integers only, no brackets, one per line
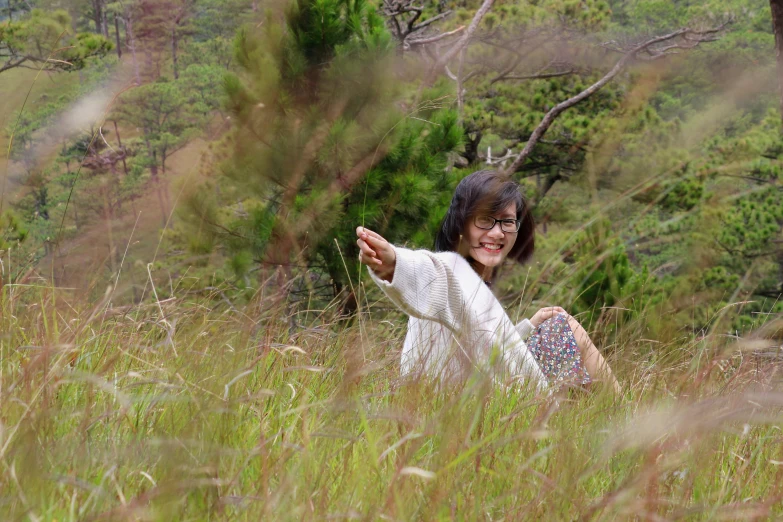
356,226,396,282
530,306,568,328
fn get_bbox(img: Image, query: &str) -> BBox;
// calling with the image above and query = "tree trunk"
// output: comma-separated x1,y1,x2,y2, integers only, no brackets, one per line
101,4,109,37
776,237,783,297
111,162,122,214
92,0,106,35
540,169,562,200
333,280,358,316
131,196,139,222
158,153,172,226
103,183,117,275
144,49,153,80
171,29,179,79
147,144,168,226
114,15,122,58
462,130,482,164
152,164,168,227
92,0,100,33
112,120,129,175
130,263,140,303
162,181,172,226
125,13,141,85
771,0,783,122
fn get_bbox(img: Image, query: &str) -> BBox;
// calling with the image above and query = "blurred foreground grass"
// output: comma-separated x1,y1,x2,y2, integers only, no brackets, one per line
1,280,782,521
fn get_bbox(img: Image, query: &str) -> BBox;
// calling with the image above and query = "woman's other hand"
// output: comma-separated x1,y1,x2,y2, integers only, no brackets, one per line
530,306,568,328
356,226,396,282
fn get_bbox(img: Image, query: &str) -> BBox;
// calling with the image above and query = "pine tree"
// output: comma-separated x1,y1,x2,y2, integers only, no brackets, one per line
180,0,462,303
113,78,201,225
0,9,112,75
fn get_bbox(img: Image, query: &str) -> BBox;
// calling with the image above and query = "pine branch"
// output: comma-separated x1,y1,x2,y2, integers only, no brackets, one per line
0,57,29,74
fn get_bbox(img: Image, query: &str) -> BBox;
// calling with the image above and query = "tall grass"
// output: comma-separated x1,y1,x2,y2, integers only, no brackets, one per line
3,5,782,520
0,276,781,521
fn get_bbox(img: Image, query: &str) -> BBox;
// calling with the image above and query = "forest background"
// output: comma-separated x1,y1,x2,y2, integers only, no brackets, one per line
4,0,783,336
3,0,783,519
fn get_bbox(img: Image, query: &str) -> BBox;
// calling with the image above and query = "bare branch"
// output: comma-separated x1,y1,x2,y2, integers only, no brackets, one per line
0,57,28,74
425,0,495,85
408,25,465,47
503,24,729,176
715,173,771,184
477,38,529,56
383,0,453,45
407,10,451,34
477,31,582,84
488,54,524,83
456,47,467,120
484,149,516,165
389,12,403,40
406,8,423,35
494,69,576,83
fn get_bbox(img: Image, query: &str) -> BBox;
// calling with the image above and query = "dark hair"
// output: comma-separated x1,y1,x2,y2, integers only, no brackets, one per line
434,169,535,265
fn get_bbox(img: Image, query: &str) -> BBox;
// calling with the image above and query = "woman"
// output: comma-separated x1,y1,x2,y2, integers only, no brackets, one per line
356,170,619,391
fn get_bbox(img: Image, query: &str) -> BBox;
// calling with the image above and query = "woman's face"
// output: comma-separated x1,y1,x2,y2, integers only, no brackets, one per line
460,203,518,272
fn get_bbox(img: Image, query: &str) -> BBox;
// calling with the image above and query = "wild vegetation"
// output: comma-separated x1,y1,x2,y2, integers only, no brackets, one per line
2,0,783,518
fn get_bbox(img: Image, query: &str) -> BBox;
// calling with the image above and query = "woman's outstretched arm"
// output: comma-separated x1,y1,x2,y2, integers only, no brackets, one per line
357,226,474,331
356,227,396,281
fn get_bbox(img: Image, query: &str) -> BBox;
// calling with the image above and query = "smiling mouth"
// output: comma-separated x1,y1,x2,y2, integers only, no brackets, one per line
479,243,503,252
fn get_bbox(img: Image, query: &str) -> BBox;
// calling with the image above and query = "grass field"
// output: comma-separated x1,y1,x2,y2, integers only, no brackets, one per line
1,279,782,521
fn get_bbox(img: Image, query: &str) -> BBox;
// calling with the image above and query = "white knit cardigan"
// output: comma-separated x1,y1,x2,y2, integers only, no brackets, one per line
369,246,547,389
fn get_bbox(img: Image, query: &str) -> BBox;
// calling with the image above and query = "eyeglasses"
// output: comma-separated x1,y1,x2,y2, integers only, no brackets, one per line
474,215,520,233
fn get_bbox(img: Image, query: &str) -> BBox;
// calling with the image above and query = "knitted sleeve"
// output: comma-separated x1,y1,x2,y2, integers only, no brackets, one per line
516,318,535,340
367,247,476,334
